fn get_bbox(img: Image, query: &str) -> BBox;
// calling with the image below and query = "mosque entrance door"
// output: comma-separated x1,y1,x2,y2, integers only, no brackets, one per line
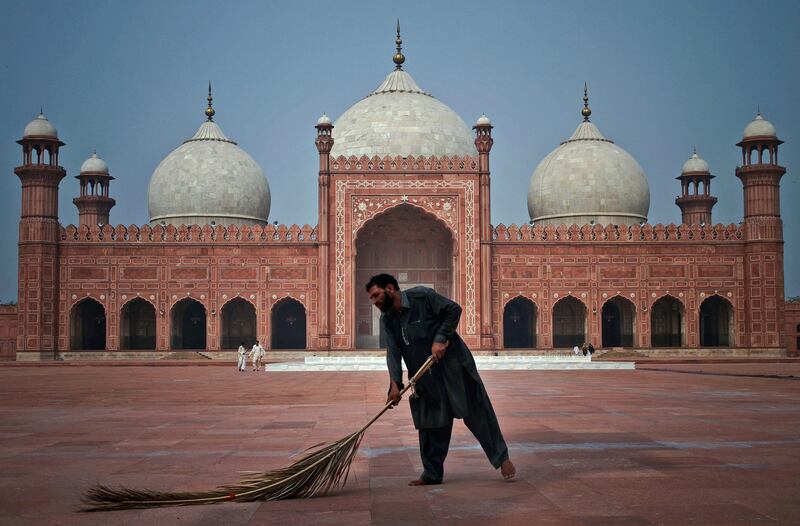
601,296,635,348
552,296,586,348
171,299,207,350
355,204,454,349
121,298,156,350
221,298,257,349
503,297,537,348
70,298,106,350
700,296,734,346
271,298,306,349
651,296,683,347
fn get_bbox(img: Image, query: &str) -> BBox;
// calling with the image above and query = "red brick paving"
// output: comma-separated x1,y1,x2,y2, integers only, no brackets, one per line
0,364,798,525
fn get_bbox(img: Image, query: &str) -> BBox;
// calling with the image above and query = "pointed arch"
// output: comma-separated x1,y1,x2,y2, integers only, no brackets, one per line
502,296,538,348
552,295,587,348
354,203,454,349
170,298,206,350
700,295,734,346
353,202,457,244
271,297,306,350
221,297,257,349
120,297,156,350
651,294,684,347
601,295,636,348
70,297,106,350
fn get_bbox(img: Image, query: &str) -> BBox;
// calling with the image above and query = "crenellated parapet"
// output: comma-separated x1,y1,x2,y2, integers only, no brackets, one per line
491,223,744,242
329,154,478,173
60,223,319,243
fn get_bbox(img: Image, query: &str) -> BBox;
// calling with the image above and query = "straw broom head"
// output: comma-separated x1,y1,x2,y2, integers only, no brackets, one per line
82,357,434,512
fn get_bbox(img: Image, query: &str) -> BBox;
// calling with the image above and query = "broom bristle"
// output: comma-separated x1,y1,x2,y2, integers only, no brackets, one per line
82,356,434,512
81,430,363,511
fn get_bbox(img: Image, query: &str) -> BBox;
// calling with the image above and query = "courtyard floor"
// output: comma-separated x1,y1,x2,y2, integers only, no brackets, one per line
0,362,798,525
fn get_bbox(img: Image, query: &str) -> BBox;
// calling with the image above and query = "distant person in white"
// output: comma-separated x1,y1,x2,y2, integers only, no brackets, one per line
573,345,581,356
237,341,248,372
250,340,265,371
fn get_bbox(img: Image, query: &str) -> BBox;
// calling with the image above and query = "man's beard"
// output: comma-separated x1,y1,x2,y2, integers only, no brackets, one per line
378,289,395,313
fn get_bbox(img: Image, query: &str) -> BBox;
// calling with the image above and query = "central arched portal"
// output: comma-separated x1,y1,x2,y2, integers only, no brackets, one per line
355,204,454,349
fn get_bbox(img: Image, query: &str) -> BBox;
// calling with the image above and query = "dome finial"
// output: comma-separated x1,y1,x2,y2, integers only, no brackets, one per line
581,82,592,122
205,81,215,122
393,19,405,70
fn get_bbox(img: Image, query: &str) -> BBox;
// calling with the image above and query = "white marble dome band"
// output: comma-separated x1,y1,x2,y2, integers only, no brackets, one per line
528,118,650,226
331,69,477,159
147,118,270,226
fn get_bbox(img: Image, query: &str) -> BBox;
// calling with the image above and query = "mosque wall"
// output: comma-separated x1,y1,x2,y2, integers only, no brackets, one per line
786,301,800,356
50,223,319,353
0,305,17,360
489,222,787,351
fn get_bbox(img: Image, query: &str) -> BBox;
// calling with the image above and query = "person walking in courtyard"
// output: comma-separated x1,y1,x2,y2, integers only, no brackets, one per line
250,340,265,371
366,273,515,486
573,344,581,356
237,341,248,372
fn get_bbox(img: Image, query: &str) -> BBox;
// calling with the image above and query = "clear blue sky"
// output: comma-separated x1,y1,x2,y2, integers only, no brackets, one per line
1,0,798,302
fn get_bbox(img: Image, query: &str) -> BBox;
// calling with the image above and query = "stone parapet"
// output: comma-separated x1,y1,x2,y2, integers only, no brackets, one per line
492,223,744,242
329,154,478,173
60,223,318,244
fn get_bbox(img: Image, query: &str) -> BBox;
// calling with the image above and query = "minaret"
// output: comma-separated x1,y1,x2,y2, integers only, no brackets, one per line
315,113,334,349
735,111,786,351
474,113,494,347
73,151,115,226
735,112,785,238
14,111,67,355
675,149,717,225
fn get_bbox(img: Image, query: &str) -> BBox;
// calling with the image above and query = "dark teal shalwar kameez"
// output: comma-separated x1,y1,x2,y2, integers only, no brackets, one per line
381,286,509,483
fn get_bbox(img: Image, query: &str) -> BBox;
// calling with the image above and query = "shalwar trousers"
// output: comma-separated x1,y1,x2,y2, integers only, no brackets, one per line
417,380,509,483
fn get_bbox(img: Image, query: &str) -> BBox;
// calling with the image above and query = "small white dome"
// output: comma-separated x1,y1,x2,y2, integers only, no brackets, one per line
528,119,650,226
743,113,777,139
681,151,709,174
23,112,58,139
476,114,491,126
331,69,477,158
80,152,109,174
148,119,270,226
317,113,332,125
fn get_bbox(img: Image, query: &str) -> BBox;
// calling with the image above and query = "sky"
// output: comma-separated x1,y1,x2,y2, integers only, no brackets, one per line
1,0,798,302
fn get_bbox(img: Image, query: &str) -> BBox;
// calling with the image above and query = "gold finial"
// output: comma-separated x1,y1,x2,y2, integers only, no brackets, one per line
205,81,215,122
581,82,591,122
393,19,405,70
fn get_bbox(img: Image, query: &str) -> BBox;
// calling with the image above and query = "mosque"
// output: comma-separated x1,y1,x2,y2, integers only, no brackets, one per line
3,28,792,360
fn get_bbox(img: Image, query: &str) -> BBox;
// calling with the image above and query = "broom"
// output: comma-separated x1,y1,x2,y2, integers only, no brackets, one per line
82,356,435,512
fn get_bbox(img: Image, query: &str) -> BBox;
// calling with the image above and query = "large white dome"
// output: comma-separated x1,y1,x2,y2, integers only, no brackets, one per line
528,117,650,226
148,119,270,226
331,69,477,159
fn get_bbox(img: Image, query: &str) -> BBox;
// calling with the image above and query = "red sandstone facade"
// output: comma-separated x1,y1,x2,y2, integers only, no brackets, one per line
10,113,790,358
785,302,800,357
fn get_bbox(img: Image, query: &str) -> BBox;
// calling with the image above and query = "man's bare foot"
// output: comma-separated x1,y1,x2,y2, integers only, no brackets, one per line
500,459,516,481
408,478,440,486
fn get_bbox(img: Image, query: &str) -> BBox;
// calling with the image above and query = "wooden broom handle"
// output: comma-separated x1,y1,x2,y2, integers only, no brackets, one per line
357,356,435,433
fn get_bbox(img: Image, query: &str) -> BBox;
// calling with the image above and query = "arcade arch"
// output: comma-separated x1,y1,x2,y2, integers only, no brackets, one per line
503,296,537,348
70,298,106,350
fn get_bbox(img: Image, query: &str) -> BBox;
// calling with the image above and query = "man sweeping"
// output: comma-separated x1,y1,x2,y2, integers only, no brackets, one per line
366,273,516,486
